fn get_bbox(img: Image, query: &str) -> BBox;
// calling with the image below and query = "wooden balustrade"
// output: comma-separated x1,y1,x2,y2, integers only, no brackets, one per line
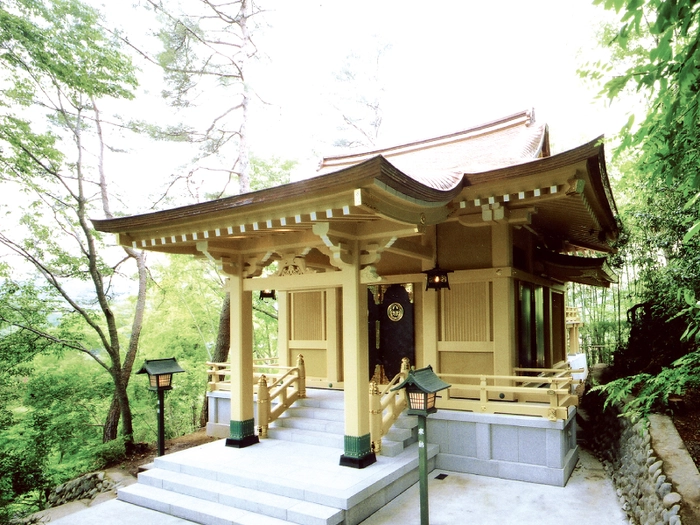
206,356,289,392
256,354,306,438
206,361,232,391
206,355,306,438
369,358,410,454
437,366,582,421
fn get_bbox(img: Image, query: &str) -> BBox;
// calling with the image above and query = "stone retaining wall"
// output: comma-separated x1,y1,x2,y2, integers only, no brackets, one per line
46,471,116,507
586,393,699,525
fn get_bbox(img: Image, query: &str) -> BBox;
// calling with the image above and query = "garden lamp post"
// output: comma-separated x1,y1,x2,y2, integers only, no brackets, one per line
392,365,450,525
137,358,185,457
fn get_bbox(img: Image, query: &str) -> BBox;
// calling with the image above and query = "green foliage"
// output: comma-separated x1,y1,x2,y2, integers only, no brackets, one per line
92,437,126,468
0,416,52,519
156,15,203,108
593,350,700,420
590,1,700,191
0,0,146,453
0,0,137,102
582,0,700,418
595,162,700,416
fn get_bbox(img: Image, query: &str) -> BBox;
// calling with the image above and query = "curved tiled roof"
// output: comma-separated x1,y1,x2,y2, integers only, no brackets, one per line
317,110,548,190
91,109,619,262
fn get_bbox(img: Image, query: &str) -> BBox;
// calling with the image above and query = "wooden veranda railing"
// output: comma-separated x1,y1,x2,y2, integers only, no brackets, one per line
207,356,299,391
206,355,307,437
436,365,582,421
256,355,306,438
369,358,411,454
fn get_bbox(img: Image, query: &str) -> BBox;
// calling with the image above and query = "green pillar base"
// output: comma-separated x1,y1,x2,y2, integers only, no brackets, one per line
225,435,259,448
225,418,259,449
339,434,376,469
339,452,376,469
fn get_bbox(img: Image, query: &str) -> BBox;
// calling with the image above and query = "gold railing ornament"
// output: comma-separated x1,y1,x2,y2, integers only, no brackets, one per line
369,357,411,455
257,374,269,438
369,381,382,454
296,354,306,399
206,355,307,437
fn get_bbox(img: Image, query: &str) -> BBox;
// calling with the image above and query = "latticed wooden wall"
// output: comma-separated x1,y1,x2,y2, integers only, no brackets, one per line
438,281,494,378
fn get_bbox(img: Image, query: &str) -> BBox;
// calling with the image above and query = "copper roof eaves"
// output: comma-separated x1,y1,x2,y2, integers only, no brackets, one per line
90,155,458,234
462,136,603,186
91,157,388,233
374,156,463,203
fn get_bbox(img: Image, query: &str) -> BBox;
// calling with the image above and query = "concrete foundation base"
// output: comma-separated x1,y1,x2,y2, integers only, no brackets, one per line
206,390,579,487
206,391,231,439
428,406,579,486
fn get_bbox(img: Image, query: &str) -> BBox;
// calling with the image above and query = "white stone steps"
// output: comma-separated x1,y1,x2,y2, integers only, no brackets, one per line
267,426,345,449
119,437,441,525
283,406,345,422
385,426,412,443
153,454,309,501
118,483,295,525
267,391,418,458
293,392,345,411
272,415,345,434
394,415,419,429
132,468,344,525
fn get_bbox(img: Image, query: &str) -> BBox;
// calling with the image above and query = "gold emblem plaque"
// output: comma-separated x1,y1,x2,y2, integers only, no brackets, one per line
387,302,404,322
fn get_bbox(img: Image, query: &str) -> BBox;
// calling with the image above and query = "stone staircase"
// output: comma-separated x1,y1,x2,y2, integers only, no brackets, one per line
121,465,345,525
267,389,419,456
118,389,436,525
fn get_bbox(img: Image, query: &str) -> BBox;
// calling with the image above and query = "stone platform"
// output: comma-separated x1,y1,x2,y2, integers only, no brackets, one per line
118,437,437,525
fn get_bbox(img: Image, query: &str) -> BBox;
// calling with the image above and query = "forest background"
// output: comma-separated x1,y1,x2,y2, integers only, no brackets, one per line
1,0,700,522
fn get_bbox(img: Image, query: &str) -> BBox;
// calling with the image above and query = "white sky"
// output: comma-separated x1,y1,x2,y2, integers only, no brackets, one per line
2,0,633,297
88,0,629,198
248,0,627,160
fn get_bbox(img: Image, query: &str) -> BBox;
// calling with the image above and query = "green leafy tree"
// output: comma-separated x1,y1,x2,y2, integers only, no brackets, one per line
591,0,700,194
0,0,148,445
0,277,58,520
584,0,700,416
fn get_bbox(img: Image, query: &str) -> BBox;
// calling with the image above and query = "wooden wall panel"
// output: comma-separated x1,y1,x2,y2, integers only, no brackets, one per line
441,282,492,342
439,351,494,379
294,348,327,378
290,291,325,341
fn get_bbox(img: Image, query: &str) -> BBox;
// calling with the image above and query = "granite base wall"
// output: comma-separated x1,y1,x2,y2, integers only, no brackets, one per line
428,407,579,487
206,390,231,438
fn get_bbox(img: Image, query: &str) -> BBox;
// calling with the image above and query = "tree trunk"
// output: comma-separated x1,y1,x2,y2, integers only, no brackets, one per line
103,396,120,443
199,292,231,428
103,367,135,445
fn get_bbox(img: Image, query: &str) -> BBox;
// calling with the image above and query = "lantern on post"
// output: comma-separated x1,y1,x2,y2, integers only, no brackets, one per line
423,224,452,291
137,358,185,457
392,365,450,525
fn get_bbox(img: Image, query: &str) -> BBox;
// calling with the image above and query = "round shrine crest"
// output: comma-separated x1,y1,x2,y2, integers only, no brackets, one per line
387,302,404,322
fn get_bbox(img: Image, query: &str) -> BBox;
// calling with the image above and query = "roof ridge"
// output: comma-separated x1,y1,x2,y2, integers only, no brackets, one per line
320,109,534,167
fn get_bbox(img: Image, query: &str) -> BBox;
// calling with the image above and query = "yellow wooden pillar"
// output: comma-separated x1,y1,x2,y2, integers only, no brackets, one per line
492,222,516,377
326,288,342,384
339,241,375,468
225,258,258,448
277,291,290,367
